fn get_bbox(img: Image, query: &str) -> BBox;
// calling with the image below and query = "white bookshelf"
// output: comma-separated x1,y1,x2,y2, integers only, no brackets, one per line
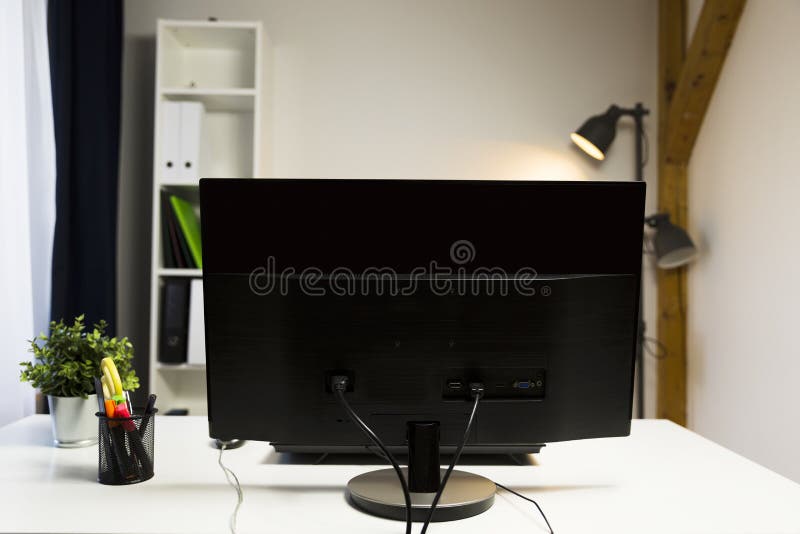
148,19,267,415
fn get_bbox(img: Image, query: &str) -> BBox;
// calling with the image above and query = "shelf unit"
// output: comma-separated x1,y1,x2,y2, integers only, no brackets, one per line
148,20,267,415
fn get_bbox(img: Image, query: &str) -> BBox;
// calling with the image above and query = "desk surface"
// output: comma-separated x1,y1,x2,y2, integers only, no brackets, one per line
1,416,798,533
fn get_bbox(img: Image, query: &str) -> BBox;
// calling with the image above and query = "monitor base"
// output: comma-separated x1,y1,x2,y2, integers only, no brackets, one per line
347,467,495,522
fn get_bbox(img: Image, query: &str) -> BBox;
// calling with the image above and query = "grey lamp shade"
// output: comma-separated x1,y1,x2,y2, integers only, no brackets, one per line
570,105,622,160
653,220,698,269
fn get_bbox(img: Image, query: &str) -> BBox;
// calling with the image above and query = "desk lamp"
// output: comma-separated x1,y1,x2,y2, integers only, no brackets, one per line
571,103,698,418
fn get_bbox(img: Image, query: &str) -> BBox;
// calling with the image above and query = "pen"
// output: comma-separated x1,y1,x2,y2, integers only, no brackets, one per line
93,377,106,413
144,393,158,414
94,377,123,478
139,394,157,438
114,401,149,478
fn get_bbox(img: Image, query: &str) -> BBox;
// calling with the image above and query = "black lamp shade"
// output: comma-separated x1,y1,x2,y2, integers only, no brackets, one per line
570,105,622,160
652,220,697,269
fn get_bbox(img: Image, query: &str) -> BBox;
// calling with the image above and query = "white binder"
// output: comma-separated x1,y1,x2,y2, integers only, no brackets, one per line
186,278,206,365
160,101,181,180
178,102,204,182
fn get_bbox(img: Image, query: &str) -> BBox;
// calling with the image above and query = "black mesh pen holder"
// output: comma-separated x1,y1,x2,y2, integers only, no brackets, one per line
96,409,157,485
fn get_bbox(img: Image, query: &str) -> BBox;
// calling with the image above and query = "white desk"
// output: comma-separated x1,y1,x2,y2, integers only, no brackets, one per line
1,416,798,533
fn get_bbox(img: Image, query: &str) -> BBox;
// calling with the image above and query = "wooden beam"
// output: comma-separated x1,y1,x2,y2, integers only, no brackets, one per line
656,163,688,423
656,0,745,425
656,0,688,425
664,0,746,164
658,0,686,145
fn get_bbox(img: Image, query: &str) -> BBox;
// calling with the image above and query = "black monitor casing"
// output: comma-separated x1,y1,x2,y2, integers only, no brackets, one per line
200,179,645,453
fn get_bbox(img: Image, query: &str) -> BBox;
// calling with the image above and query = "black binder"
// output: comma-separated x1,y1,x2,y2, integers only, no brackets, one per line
159,278,190,363
160,191,176,268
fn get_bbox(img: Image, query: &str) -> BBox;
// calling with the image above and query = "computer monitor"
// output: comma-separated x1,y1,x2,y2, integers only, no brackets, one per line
200,178,645,523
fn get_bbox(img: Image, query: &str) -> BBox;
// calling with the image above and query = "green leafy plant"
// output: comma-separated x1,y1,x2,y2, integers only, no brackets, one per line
19,315,139,398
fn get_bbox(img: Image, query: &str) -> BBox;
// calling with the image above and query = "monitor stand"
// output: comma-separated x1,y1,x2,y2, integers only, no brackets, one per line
347,421,496,522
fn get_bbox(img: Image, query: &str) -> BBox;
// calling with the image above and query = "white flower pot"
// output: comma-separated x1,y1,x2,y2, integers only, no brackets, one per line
47,394,99,448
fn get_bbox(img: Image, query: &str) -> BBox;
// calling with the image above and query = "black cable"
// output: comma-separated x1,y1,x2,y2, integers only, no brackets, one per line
419,385,484,534
333,385,412,534
644,335,668,360
494,482,554,534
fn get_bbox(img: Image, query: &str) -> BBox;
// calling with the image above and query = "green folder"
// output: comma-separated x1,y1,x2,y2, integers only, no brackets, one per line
169,195,203,269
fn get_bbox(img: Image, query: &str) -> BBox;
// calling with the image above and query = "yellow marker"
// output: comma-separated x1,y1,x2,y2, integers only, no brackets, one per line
101,357,123,397
102,367,116,397
100,376,112,400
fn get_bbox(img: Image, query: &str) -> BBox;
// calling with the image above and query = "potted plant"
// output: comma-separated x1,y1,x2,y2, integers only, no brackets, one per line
20,315,139,447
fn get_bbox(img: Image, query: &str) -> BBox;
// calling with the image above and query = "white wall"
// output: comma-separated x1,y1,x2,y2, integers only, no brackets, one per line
687,0,800,483
120,0,658,408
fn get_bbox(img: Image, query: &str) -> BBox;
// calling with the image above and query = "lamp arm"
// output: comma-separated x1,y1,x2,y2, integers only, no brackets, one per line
604,103,650,182
618,103,650,118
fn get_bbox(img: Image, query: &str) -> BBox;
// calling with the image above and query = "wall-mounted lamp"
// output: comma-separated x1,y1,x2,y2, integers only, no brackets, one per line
645,213,698,269
571,102,698,419
571,106,622,161
571,103,648,177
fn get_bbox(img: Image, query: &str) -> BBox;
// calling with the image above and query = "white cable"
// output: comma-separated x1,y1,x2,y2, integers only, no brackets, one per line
218,443,244,534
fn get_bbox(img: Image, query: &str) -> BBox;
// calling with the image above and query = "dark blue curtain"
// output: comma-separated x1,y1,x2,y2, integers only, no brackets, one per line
48,0,123,333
